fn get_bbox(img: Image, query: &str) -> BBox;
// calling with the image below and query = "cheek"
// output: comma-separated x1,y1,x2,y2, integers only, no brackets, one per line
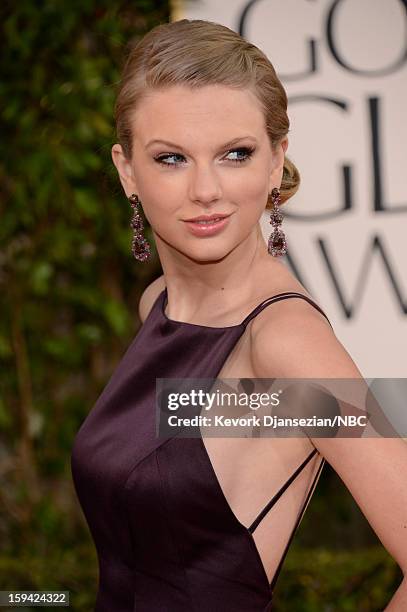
142,197,179,234
232,173,268,219
132,171,181,224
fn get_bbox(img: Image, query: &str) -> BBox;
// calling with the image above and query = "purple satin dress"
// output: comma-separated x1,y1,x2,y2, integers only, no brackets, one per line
71,288,331,611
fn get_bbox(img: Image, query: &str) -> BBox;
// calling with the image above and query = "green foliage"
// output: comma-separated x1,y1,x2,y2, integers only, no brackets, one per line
0,0,167,604
272,547,402,611
0,542,98,611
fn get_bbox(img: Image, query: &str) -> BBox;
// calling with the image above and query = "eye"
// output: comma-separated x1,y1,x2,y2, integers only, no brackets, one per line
224,147,255,164
154,152,186,166
154,147,254,166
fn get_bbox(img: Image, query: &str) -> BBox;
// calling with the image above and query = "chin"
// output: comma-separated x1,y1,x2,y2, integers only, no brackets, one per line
182,242,234,264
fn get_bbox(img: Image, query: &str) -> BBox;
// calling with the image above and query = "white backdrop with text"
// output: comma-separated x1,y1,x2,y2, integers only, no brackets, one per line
171,0,407,377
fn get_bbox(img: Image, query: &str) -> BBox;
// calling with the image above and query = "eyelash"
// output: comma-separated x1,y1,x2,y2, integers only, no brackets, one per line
153,147,255,167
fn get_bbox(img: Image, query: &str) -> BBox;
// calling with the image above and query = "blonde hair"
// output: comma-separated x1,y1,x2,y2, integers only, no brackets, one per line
114,19,300,206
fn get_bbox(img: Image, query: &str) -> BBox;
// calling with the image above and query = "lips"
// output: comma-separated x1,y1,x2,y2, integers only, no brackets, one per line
183,214,232,237
187,217,225,225
184,213,231,222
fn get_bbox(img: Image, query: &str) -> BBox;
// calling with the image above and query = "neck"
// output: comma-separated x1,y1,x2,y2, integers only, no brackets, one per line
154,223,278,320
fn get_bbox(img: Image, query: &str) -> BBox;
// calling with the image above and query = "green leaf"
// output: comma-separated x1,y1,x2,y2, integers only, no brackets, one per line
30,261,54,295
103,299,130,336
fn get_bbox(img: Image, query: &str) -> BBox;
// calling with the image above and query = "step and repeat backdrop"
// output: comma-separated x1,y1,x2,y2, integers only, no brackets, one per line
171,0,407,377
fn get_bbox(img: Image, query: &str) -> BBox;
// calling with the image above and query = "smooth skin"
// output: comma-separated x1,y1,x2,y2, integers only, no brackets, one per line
112,84,407,608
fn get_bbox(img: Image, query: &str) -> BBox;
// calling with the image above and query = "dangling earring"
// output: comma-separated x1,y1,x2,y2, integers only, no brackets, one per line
267,187,287,257
128,193,151,262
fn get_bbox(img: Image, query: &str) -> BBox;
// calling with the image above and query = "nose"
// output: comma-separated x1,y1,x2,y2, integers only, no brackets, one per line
188,162,223,205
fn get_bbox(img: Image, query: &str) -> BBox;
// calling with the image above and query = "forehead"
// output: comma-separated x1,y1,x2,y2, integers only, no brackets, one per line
131,84,266,146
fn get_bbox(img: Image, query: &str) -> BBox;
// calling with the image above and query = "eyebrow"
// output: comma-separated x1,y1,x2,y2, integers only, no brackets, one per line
145,136,258,150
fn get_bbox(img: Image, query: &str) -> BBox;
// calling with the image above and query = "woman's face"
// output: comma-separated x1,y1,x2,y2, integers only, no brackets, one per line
112,84,287,263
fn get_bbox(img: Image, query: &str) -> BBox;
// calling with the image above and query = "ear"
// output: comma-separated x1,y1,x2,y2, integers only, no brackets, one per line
268,136,289,193
111,144,139,197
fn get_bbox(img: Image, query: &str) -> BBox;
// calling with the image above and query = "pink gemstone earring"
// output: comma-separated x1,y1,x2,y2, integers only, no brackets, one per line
267,187,287,257
128,193,151,262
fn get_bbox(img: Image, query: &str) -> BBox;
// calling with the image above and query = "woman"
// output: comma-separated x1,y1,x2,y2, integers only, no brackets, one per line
71,19,407,611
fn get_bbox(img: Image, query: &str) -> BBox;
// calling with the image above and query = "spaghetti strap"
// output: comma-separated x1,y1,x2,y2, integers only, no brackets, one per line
248,448,319,534
241,292,333,329
270,455,325,591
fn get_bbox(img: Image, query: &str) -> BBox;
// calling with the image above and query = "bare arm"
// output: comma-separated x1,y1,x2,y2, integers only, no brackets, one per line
250,299,407,607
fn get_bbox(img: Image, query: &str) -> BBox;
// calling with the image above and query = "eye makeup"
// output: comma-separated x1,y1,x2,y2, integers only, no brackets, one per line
153,146,256,167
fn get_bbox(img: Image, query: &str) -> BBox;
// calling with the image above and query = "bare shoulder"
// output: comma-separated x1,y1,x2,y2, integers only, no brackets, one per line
138,274,166,323
249,294,363,379
248,284,407,578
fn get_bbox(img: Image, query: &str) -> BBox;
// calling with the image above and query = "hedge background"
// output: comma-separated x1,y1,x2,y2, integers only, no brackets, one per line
0,1,402,610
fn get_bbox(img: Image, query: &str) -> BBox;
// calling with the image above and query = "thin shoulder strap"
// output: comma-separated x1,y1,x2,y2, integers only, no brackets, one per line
269,455,325,592
248,448,319,534
241,292,333,329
